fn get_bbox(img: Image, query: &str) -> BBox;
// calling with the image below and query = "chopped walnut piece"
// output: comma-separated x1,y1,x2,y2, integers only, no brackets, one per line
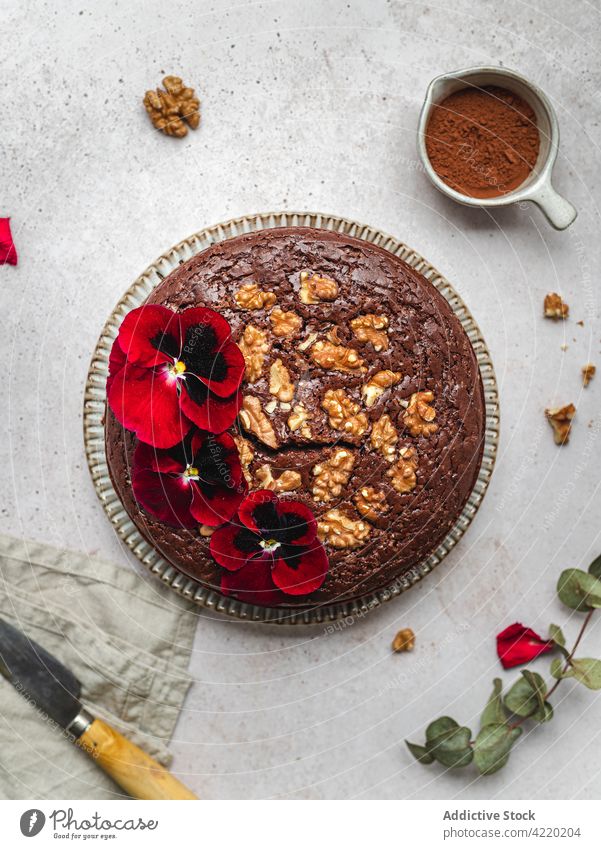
238,325,270,383
298,331,318,352
362,369,402,408
269,307,302,337
269,358,295,402
403,391,438,437
143,75,200,138
239,396,278,449
350,314,390,352
255,464,302,493
392,628,415,653
387,447,418,493
370,414,398,462
545,403,576,445
321,388,369,437
354,487,390,522
234,282,277,311
299,271,339,304
325,326,341,345
287,403,312,438
582,364,596,387
233,435,254,485
311,448,355,502
317,509,370,550
310,340,366,374
544,292,569,320
199,524,215,537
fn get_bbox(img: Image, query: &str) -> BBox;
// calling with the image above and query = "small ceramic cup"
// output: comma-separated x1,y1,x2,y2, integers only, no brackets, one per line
417,66,577,230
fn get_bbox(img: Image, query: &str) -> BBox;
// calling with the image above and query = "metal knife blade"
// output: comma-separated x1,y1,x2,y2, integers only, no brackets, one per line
0,617,84,730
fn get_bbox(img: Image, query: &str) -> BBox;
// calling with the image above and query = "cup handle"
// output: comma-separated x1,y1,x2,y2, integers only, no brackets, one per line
528,183,577,230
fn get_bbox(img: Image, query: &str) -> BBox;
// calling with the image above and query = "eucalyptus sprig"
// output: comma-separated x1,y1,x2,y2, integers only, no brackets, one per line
406,555,601,776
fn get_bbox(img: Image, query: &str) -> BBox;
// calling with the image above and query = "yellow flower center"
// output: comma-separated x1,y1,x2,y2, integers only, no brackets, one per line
174,360,187,374
261,538,280,552
183,466,199,478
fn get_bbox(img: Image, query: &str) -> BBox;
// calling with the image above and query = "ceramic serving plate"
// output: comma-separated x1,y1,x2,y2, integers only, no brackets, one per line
83,211,499,625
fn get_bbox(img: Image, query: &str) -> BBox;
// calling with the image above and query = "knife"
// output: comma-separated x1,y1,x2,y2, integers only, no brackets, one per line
0,617,197,800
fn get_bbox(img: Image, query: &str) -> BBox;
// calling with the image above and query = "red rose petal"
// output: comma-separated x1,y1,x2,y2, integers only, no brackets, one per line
118,305,180,368
276,500,317,546
272,541,329,596
496,622,555,669
210,523,261,571
108,362,191,448
131,468,196,528
220,552,290,607
0,218,17,266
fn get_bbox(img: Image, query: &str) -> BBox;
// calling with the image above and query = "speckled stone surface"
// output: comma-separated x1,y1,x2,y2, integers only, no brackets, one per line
1,0,600,800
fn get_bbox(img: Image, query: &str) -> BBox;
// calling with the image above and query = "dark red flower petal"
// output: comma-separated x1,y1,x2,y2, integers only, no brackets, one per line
189,479,247,527
131,468,196,528
496,623,555,669
118,305,180,368
190,431,243,490
210,523,262,571
0,217,17,266
179,380,242,434
192,341,246,398
133,440,184,475
178,306,233,350
272,541,329,596
108,362,192,448
275,500,317,546
106,338,127,396
238,490,279,533
220,552,290,607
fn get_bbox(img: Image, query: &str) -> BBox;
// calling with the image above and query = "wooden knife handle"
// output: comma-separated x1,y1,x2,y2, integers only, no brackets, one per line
76,717,197,800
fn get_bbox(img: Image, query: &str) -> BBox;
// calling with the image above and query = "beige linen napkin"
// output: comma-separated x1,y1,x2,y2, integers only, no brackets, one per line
0,533,197,800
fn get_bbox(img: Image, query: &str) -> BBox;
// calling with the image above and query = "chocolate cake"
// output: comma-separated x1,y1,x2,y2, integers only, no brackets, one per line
105,227,486,607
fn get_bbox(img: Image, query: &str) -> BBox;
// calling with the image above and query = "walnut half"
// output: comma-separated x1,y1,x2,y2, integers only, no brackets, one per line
270,307,302,337
287,403,312,438
235,282,277,311
545,403,576,445
310,340,366,374
311,448,355,502
370,414,398,462
317,509,371,550
269,359,295,402
143,76,200,138
354,487,390,523
299,272,339,304
321,389,368,437
350,314,389,352
255,465,302,493
387,447,418,493
238,325,270,383
362,369,402,408
403,391,438,437
239,396,279,449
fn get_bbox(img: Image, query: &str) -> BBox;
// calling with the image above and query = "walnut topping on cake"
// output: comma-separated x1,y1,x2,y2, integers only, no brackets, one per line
287,403,312,438
254,464,302,493
351,314,390,351
311,448,355,502
299,271,339,304
239,396,278,449
403,391,438,437
370,413,398,462
354,487,390,522
235,282,277,310
310,340,366,374
269,359,295,402
317,509,370,549
321,389,369,437
582,364,596,387
233,434,254,485
238,325,270,383
362,369,402,408
544,292,569,320
387,447,418,493
545,403,576,445
269,307,302,337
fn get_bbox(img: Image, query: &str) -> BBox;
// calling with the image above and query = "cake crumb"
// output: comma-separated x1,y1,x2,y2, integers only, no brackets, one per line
582,364,596,387
392,628,415,653
544,292,569,320
545,404,576,445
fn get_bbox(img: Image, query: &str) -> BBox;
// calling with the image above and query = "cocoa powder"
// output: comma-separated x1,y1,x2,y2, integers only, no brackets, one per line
425,85,540,198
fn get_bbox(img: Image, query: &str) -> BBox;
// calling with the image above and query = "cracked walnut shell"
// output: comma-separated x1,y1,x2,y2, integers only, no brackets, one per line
269,359,295,402
317,509,371,550
299,271,339,304
238,325,270,383
362,369,402,408
354,487,390,523
235,282,277,310
255,464,302,493
321,389,368,437
311,448,355,502
269,307,302,337
387,447,418,493
310,340,366,374
239,396,278,449
350,314,389,351
544,292,569,320
403,391,438,437
370,414,398,462
143,76,200,138
545,403,576,445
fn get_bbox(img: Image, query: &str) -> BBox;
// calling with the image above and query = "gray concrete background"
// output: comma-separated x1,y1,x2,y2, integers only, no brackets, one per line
1,0,600,799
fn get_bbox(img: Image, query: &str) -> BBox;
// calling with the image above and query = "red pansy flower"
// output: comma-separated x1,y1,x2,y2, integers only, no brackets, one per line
496,623,555,669
107,305,244,446
210,490,329,606
132,430,247,528
0,218,17,265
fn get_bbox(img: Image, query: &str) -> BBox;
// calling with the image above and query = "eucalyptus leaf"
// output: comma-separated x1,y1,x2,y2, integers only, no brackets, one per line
561,658,601,690
480,678,506,729
588,554,601,580
557,569,601,611
427,726,473,768
531,701,554,722
504,671,545,718
550,657,565,679
549,624,566,647
405,741,434,764
473,724,522,775
426,716,458,742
